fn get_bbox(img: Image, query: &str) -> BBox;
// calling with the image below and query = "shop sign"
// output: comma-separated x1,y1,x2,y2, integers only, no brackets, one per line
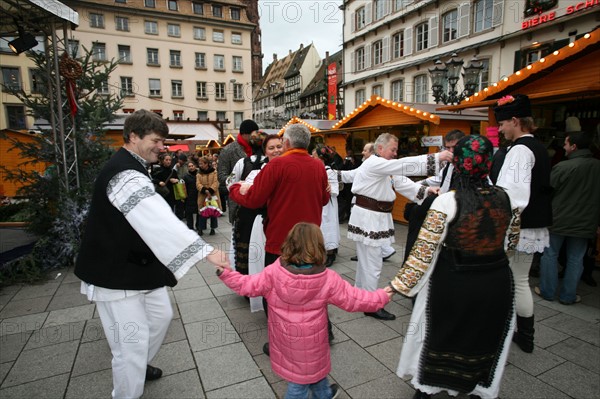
521,0,599,30
421,136,443,147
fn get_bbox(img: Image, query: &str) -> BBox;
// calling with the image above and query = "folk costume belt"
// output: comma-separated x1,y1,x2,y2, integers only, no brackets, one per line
355,194,394,213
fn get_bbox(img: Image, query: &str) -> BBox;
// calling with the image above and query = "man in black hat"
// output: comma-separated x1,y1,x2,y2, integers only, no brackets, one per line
217,119,259,223
489,94,552,354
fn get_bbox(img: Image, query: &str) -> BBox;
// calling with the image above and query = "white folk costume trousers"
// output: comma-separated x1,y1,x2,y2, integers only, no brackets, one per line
509,251,534,317
96,287,173,399
355,242,384,292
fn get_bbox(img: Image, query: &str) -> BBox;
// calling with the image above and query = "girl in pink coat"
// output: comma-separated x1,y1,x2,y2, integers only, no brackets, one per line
214,222,392,399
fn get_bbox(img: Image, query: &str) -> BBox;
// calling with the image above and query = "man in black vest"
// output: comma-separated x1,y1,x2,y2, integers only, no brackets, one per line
75,110,229,398
490,94,552,354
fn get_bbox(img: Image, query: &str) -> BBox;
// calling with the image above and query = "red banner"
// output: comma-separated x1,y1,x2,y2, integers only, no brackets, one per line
327,63,337,120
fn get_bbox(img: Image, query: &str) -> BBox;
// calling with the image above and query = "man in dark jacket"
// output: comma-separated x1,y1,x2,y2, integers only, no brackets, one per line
75,110,229,398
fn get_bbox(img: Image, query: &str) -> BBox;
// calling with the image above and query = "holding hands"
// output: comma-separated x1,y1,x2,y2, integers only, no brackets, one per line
439,150,453,163
207,249,231,273
383,286,395,300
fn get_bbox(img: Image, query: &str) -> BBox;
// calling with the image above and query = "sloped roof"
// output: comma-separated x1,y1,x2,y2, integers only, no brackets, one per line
276,117,340,136
301,50,343,99
440,27,600,111
284,43,314,78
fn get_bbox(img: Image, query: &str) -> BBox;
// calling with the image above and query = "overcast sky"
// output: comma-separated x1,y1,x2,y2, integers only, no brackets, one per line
258,0,344,72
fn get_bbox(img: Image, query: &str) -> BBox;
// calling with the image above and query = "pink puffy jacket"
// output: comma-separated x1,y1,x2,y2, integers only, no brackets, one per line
218,258,390,384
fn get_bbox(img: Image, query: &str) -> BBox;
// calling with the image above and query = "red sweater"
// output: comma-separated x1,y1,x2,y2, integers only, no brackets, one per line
229,150,330,254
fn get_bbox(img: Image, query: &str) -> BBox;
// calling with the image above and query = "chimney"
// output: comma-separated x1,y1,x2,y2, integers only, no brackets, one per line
325,51,330,65
273,53,277,62
300,43,304,50
289,49,292,56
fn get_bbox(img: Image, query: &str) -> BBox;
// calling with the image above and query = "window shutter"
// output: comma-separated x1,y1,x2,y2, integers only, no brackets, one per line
404,27,413,56
383,0,390,17
458,3,470,38
492,0,504,27
364,44,371,69
429,16,438,48
513,50,521,73
351,12,356,32
382,36,390,63
352,50,356,73
365,5,372,25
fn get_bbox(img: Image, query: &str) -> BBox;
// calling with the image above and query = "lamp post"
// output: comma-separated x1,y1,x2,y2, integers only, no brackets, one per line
429,53,483,105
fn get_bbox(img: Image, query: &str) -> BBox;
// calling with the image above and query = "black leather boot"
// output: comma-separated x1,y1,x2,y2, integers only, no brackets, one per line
412,390,432,399
513,315,535,353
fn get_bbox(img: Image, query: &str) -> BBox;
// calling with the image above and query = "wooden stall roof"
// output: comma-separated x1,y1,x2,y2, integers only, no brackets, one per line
223,134,235,145
204,140,222,148
277,118,342,136
439,28,600,111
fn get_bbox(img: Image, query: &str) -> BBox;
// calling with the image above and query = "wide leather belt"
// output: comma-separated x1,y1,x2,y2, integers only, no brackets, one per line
355,194,394,213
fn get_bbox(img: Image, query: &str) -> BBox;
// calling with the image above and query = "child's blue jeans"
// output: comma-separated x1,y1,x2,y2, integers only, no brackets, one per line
285,377,331,399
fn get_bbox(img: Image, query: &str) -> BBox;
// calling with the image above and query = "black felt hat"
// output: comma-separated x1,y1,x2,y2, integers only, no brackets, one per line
493,94,532,122
239,119,259,135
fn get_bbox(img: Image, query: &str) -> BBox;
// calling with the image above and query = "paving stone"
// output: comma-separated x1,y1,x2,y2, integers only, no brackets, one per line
142,369,205,398
24,320,84,350
538,300,600,323
538,361,600,399
65,369,113,399
163,318,186,344
329,324,349,345
534,302,561,321
178,297,226,324
172,286,214,303
61,271,81,284
71,339,112,377
203,273,223,285
225,306,268,334
499,364,570,398
346,373,414,399
270,379,288,399
46,292,91,311
328,263,354,276
206,376,276,399
239,327,269,356
43,304,94,327
194,342,262,391
3,340,78,387
80,318,106,343
0,331,30,363
507,343,566,376
185,316,241,352
336,316,400,347
541,313,600,346
0,361,12,383
546,337,600,374
0,312,48,336
329,340,391,389
252,353,283,384
378,312,413,336
11,281,59,301
0,373,69,399
53,281,83,297
216,293,250,311
535,322,570,349
152,340,195,376
209,281,237,297
0,295,52,319
327,304,365,324
364,336,404,373
173,272,207,291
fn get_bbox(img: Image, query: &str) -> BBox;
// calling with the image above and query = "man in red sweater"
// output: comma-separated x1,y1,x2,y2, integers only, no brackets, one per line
229,124,330,265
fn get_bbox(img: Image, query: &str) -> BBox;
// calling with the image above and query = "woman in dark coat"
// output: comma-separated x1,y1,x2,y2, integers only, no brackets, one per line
151,153,178,211
183,160,200,231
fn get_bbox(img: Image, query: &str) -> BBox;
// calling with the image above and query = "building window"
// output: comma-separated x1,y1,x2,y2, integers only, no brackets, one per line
121,77,134,96
123,108,135,114
196,81,207,98
231,32,242,44
29,68,46,94
393,31,404,58
2,67,21,90
213,30,224,42
232,56,243,72
415,22,429,52
173,110,184,120
356,47,365,71
198,111,208,121
355,6,366,30
170,50,181,67
477,58,490,91
233,83,244,100
5,105,26,129
355,89,365,107
443,10,458,43
147,48,159,65
89,13,104,28
145,21,158,35
167,24,181,37
474,0,493,32
414,74,428,103
374,0,387,21
214,55,225,71
372,40,383,65
234,112,243,128
144,0,155,7
171,80,183,97
372,84,383,97
523,44,552,67
149,78,161,96
193,27,206,40
151,109,162,116
168,0,178,11
98,80,109,95
391,80,404,102
212,5,222,17
118,45,131,63
230,7,241,20
394,0,409,11
67,40,79,57
192,2,203,14
195,52,206,68
215,82,226,100
92,42,106,61
115,16,129,31
216,111,226,121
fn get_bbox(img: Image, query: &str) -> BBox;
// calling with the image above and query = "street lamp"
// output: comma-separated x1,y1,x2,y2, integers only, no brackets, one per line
429,53,483,105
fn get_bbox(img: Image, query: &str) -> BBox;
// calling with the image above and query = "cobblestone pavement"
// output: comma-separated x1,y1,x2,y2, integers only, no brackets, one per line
1,220,599,398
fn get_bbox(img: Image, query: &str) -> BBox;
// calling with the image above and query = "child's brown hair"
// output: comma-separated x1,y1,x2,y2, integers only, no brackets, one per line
280,223,326,267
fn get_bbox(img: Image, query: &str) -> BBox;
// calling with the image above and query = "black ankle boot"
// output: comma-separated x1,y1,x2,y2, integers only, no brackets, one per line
513,315,535,353
412,390,431,399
